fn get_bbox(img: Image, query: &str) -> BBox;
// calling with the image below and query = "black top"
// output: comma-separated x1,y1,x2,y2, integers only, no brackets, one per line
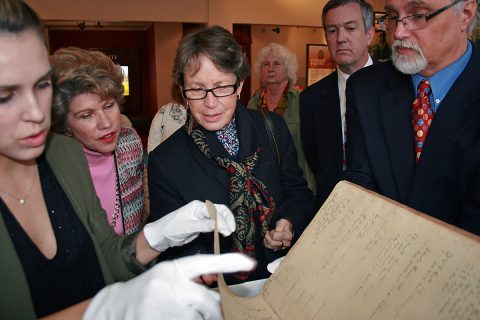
299,69,344,213
0,156,105,317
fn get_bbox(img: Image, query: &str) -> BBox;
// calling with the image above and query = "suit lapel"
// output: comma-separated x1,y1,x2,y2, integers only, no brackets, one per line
380,74,416,202
236,102,262,162
236,104,270,182
319,72,343,139
410,50,480,205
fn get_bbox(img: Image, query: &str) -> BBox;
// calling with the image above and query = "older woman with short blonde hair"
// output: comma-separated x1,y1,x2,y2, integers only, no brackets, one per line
248,43,316,193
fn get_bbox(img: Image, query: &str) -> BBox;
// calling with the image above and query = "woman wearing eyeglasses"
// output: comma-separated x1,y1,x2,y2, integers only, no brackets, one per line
148,26,313,285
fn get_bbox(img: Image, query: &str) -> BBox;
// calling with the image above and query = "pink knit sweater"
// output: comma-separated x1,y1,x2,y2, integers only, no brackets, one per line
83,148,124,235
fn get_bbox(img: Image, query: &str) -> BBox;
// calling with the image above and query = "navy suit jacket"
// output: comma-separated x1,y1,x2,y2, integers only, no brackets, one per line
345,45,480,236
148,103,312,282
300,70,344,212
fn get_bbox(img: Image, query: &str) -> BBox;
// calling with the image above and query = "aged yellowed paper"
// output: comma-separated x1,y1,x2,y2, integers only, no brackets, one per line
212,181,480,319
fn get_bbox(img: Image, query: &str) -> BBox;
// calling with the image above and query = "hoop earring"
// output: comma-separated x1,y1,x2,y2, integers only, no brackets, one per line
237,94,240,100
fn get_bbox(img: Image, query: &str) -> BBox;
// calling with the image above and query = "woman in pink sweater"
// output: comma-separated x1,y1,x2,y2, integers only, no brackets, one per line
50,47,144,235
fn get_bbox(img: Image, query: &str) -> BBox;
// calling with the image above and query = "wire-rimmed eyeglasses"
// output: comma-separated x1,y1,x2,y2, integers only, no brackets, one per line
182,81,239,100
377,0,463,32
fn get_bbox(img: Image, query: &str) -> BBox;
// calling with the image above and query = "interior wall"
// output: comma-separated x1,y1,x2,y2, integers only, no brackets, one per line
29,0,387,97
152,23,183,112
26,0,387,29
26,0,209,23
48,23,184,120
48,29,150,116
212,0,386,27
28,0,388,124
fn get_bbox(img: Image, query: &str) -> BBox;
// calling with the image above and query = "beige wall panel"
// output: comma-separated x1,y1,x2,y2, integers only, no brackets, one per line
28,0,387,102
26,0,208,22
27,0,385,26
153,23,183,110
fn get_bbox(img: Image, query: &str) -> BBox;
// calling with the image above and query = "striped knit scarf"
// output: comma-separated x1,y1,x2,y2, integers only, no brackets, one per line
114,127,144,235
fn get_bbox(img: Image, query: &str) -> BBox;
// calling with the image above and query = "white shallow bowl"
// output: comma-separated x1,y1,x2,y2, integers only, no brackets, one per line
227,278,268,297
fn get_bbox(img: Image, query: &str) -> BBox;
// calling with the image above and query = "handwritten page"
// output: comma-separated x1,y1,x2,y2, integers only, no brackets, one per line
219,275,278,320
215,181,480,319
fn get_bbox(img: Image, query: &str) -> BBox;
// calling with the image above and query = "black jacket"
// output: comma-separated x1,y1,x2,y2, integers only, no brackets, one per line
300,70,344,212
148,103,313,283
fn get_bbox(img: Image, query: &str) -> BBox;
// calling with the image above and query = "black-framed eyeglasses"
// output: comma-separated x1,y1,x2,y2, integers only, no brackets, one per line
182,81,239,100
378,0,462,32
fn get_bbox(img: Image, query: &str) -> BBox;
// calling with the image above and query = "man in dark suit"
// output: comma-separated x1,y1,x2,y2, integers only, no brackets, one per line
300,0,375,212
345,0,480,235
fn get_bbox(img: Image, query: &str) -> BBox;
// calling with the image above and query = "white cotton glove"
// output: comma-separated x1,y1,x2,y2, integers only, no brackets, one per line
84,253,256,320
143,200,236,252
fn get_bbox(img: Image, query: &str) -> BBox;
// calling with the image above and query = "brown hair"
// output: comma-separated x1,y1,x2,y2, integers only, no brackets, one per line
50,47,125,133
0,0,45,43
172,25,249,89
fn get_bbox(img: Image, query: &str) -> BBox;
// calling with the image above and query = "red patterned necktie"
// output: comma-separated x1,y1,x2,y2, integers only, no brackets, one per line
412,79,434,162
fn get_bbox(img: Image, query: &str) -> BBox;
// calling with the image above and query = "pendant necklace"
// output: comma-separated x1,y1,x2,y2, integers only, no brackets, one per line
0,168,36,205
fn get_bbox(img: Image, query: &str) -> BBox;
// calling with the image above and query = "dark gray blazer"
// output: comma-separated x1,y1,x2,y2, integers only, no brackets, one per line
300,70,344,212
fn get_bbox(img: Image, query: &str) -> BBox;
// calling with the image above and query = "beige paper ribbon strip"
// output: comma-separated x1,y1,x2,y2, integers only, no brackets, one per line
205,200,278,319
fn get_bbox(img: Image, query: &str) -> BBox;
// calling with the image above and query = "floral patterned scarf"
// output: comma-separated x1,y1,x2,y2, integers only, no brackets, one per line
255,82,292,116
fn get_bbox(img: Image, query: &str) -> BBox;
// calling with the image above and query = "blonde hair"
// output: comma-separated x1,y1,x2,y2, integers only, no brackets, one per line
254,43,298,85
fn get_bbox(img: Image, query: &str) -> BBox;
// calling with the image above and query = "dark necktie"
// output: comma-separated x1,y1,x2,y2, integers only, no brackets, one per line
412,79,434,162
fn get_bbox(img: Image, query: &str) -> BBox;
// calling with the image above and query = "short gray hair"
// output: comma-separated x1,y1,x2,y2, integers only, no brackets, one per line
322,0,374,32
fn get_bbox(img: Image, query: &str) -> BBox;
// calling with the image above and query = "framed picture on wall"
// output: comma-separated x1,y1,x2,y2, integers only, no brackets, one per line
374,12,386,32
369,12,392,61
306,44,336,86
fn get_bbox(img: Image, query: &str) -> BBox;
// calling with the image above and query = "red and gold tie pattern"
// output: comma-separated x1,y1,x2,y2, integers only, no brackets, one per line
412,79,434,162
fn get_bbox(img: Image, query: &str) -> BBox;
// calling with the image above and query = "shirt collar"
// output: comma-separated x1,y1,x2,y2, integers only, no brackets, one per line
412,41,472,110
337,55,373,80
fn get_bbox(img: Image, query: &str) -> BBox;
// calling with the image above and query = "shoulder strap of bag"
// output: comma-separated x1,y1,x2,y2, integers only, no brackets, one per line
257,109,281,165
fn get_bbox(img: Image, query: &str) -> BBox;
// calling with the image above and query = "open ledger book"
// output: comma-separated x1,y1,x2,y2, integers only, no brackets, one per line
215,181,480,319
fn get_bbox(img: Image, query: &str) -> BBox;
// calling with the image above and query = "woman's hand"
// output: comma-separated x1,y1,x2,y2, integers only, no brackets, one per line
143,200,235,252
263,218,293,251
